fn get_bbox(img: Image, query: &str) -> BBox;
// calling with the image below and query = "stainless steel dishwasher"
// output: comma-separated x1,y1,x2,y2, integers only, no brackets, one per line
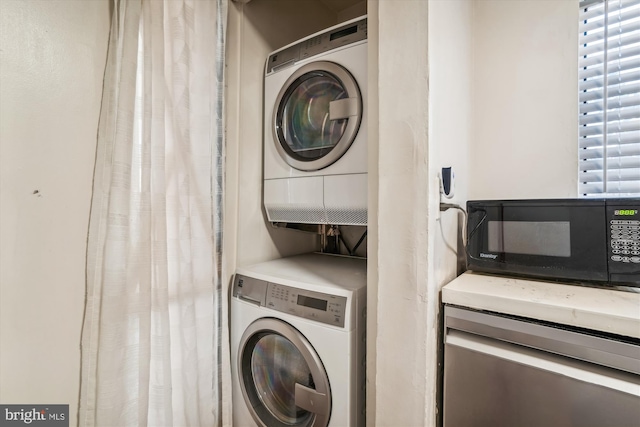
443,305,640,427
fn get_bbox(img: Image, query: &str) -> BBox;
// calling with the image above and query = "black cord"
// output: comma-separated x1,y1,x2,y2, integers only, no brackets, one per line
466,208,488,262
438,203,489,264
338,233,354,256
336,228,367,256
352,229,368,254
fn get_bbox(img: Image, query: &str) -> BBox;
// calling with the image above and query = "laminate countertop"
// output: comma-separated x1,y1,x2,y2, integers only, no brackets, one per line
442,272,640,339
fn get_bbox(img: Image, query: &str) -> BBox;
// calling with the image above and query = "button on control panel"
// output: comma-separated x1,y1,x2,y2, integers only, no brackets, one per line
266,283,348,328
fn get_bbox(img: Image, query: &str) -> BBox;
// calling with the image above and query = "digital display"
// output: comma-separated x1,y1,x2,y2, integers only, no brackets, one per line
488,221,571,257
614,209,638,216
297,295,328,311
330,25,358,41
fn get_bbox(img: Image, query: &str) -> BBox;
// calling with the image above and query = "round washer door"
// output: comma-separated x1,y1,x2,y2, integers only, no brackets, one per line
273,61,363,172
238,318,331,427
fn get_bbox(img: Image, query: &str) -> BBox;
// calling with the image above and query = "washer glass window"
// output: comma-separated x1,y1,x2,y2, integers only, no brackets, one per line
239,319,332,427
252,333,314,425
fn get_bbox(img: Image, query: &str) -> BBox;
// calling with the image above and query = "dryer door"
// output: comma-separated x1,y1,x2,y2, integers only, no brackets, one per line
238,318,332,427
273,61,362,172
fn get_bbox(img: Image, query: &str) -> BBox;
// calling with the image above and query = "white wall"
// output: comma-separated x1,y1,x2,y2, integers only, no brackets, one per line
368,1,432,425
471,0,579,199
0,0,110,424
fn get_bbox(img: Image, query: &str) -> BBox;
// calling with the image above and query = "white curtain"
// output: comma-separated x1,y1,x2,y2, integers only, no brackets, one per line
79,0,228,425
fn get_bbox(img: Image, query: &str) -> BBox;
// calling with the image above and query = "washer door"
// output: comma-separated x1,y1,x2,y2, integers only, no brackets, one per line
238,318,332,427
273,61,363,172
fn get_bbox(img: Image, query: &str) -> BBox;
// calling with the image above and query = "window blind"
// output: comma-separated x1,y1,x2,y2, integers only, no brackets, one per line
579,0,640,197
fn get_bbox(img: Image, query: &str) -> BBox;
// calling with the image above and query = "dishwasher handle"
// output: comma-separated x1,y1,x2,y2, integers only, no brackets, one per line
447,329,640,397
445,305,640,375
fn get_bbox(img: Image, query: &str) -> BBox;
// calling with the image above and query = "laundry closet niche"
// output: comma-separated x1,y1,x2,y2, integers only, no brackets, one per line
225,0,368,270
226,2,446,427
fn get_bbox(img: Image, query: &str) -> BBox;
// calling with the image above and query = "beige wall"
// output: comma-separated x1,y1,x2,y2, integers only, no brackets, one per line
0,0,110,424
368,0,432,425
471,0,579,199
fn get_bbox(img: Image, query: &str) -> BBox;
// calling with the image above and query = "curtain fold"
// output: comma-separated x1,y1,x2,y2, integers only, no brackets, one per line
80,0,227,425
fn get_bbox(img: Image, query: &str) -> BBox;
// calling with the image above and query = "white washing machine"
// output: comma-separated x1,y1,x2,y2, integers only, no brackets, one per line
231,253,367,427
263,16,368,226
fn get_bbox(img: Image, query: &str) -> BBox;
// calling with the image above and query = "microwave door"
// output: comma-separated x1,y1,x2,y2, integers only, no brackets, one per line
467,201,609,283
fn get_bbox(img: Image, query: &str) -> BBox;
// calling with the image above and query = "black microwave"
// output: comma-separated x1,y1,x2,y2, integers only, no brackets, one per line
466,199,640,286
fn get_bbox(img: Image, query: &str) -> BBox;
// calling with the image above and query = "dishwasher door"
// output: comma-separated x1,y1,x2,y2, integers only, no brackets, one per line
443,306,640,427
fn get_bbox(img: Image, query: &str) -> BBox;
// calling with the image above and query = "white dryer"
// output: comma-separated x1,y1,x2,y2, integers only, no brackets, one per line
231,253,367,427
263,16,367,226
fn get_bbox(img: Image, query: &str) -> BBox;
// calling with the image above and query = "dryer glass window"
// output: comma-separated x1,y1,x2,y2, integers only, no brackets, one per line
277,71,348,161
251,333,314,425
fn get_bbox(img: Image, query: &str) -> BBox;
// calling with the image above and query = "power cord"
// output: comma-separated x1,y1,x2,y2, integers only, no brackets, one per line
439,202,467,248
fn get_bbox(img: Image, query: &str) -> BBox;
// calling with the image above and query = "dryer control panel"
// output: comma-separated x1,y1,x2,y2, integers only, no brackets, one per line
233,274,348,328
266,17,367,74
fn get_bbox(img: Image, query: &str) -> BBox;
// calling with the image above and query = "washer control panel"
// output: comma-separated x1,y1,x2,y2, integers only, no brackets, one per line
266,283,348,328
233,274,349,328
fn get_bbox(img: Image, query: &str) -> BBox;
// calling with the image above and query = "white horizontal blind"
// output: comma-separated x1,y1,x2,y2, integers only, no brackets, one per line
579,0,640,197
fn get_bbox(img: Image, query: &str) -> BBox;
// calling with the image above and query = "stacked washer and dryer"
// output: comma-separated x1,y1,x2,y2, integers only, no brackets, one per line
231,16,369,427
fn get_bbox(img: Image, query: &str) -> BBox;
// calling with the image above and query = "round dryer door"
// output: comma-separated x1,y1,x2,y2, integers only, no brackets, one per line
273,61,363,172
238,318,331,427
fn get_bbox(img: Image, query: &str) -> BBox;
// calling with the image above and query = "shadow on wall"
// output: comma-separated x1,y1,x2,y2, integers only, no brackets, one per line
243,0,337,53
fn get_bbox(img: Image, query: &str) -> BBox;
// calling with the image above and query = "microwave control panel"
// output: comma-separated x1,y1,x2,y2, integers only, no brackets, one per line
606,200,640,284
609,218,640,261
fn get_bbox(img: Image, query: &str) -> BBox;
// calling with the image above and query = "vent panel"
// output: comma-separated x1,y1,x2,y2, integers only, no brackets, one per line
326,208,367,225
265,205,368,225
266,205,328,224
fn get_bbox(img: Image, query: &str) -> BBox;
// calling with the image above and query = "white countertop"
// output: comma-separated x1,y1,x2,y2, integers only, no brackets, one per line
442,272,640,339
